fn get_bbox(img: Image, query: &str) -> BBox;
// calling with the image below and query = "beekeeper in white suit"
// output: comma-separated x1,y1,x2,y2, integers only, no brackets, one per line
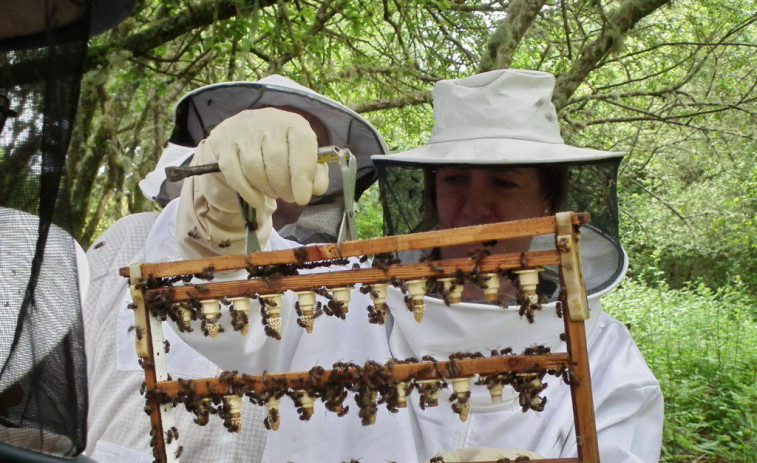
85,75,388,462
151,70,662,462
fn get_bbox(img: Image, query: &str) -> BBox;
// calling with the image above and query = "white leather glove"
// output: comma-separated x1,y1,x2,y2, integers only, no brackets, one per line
176,108,329,258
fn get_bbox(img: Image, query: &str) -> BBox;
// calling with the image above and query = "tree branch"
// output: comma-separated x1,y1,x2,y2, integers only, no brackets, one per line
479,0,548,71
351,91,432,113
86,0,279,71
628,178,693,231
267,0,349,73
552,0,672,112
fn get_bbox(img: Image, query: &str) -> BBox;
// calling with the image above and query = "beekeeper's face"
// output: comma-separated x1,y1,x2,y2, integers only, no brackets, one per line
435,167,549,258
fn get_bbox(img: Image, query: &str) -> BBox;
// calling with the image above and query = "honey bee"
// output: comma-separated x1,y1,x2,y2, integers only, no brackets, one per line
219,370,238,385
293,247,309,266
555,301,564,318
218,239,231,248
309,366,325,384
187,228,200,239
138,357,153,369
446,356,462,377
429,262,444,274
194,284,210,293
128,325,145,340
263,408,279,430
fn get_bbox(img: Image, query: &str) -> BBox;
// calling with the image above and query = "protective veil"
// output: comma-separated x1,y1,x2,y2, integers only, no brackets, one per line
0,1,132,459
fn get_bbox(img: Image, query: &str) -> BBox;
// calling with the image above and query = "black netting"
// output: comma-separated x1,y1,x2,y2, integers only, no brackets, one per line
563,159,622,240
0,7,90,457
375,159,622,241
374,158,625,298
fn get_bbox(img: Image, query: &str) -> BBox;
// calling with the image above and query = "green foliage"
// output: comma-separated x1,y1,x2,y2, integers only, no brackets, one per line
619,135,757,293
355,183,383,239
604,278,757,462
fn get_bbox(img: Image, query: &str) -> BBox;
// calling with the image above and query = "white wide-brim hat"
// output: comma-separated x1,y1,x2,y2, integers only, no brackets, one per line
372,70,627,297
372,69,623,166
140,74,387,207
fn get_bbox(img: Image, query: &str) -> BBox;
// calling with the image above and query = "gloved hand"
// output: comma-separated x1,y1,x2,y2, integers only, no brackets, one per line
176,108,329,258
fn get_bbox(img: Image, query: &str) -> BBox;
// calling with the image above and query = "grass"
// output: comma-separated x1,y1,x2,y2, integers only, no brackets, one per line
603,278,757,463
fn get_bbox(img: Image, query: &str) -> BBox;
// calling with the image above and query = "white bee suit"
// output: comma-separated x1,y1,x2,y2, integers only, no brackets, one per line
148,200,662,463
386,232,663,462
387,284,663,462
146,199,420,463
86,75,391,462
85,211,268,462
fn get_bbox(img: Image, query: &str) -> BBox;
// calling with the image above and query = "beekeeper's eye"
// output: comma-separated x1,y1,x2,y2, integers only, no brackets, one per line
491,173,519,189
439,171,469,186
492,178,518,189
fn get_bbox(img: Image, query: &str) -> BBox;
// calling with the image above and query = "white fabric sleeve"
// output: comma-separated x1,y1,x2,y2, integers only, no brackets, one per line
593,384,664,463
138,142,194,203
562,316,664,463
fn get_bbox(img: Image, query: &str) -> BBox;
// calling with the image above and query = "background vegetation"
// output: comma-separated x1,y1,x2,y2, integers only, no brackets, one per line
71,1,755,461
605,280,756,462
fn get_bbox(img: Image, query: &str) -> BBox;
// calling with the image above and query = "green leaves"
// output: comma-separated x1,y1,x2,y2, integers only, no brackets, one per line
604,278,757,462
73,0,756,305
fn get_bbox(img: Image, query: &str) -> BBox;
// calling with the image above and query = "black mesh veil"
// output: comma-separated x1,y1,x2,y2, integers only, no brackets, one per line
0,1,131,457
374,157,625,298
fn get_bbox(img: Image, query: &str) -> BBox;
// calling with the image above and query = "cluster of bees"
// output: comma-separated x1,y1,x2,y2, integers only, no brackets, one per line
428,455,532,463
128,231,581,462
135,246,552,349
139,346,572,438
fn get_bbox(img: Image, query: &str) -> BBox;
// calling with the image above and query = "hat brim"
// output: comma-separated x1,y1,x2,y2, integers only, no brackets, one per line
372,138,624,165
0,0,135,51
169,81,387,156
168,81,386,198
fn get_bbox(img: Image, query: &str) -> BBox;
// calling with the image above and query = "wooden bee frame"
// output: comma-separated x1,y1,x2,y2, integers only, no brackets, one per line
121,212,599,463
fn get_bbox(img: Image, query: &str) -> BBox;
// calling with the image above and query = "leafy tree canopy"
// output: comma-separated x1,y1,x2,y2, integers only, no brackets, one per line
70,0,756,291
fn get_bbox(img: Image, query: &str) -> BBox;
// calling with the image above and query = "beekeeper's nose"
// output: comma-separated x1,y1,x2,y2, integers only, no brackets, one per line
460,181,495,221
